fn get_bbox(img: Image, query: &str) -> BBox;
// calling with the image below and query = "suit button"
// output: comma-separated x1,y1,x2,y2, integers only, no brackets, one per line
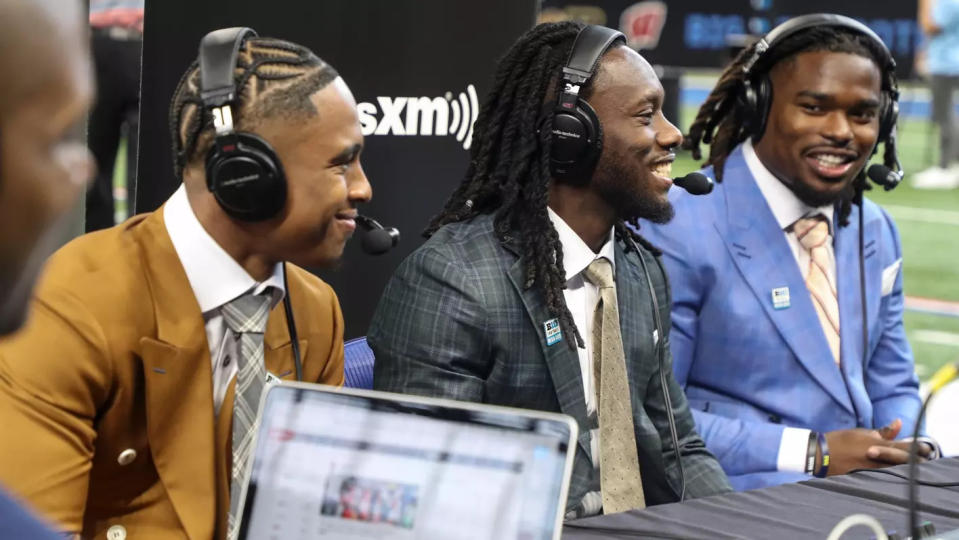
107,525,127,540
117,449,137,466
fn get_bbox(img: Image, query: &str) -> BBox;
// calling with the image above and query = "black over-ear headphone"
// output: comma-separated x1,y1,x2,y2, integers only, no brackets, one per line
739,14,899,146
549,25,626,184
199,27,288,222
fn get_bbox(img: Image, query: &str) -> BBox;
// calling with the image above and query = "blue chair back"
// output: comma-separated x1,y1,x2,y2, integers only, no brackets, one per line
343,336,375,389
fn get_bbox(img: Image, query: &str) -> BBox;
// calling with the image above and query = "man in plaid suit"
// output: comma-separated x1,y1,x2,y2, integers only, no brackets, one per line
369,23,730,518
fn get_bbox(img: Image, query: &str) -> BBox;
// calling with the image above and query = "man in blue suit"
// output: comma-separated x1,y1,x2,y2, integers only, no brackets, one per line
0,0,95,535
640,15,936,491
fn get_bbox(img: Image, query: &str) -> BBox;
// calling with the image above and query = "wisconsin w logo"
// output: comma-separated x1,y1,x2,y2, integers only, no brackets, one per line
358,85,479,150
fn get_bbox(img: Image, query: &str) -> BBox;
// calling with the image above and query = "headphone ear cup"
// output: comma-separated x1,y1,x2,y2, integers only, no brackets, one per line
206,132,287,221
878,95,898,142
748,75,772,143
549,99,602,184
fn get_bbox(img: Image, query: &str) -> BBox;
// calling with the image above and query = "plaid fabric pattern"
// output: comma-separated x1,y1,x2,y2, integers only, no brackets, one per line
368,214,731,516
223,292,273,539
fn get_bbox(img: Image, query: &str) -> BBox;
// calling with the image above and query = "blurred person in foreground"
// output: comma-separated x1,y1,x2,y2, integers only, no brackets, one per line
0,0,95,536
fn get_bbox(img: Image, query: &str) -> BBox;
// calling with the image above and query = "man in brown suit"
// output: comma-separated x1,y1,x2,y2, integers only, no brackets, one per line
0,30,371,539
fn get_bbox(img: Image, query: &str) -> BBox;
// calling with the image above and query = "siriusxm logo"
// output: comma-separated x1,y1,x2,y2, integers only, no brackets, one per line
358,85,479,150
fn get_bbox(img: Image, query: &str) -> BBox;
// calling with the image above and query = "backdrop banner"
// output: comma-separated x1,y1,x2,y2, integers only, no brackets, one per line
540,0,922,78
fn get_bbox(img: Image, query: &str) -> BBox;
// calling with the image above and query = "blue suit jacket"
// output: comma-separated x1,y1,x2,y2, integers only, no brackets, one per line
639,146,921,490
0,487,60,539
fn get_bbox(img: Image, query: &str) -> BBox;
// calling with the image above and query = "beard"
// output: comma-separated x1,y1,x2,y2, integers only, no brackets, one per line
592,145,674,224
783,170,860,209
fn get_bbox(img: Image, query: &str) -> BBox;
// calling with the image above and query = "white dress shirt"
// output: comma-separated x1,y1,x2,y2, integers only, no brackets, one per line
164,185,285,414
743,140,836,473
547,207,616,469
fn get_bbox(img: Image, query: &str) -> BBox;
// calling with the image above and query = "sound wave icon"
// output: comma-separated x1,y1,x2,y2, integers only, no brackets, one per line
446,85,479,150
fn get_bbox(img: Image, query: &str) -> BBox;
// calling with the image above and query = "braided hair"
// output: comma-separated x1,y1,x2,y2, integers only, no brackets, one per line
684,25,899,226
424,22,654,348
169,36,339,180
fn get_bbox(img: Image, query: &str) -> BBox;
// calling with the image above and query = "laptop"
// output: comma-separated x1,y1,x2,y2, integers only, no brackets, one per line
236,382,578,540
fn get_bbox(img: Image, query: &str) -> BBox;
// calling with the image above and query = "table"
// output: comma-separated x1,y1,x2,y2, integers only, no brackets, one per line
563,458,959,539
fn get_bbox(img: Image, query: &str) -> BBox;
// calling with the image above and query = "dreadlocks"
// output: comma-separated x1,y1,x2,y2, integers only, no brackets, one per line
684,25,899,226
423,22,654,349
169,37,339,180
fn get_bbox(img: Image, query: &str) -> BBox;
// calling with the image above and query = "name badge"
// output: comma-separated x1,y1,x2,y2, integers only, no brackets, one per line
771,287,791,310
544,318,563,346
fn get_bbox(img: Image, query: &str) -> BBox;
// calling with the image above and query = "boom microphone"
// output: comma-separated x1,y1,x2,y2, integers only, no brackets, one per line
356,215,400,255
673,172,714,195
866,163,903,191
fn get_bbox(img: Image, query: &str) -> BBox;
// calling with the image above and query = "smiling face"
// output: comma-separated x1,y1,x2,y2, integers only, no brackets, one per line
586,46,682,224
754,50,882,207
250,77,372,268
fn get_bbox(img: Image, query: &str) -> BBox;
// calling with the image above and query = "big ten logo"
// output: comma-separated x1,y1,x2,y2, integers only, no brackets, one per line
620,2,668,50
357,85,479,150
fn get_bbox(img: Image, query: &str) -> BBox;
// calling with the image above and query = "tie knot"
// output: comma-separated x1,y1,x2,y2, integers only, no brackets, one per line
583,258,614,289
222,291,273,334
794,215,831,251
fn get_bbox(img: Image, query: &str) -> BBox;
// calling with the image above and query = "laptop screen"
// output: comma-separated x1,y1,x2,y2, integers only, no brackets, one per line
237,384,577,540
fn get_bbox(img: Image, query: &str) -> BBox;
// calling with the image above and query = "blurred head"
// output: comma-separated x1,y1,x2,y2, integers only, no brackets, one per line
0,0,95,335
685,18,898,225
424,22,676,349
171,36,371,269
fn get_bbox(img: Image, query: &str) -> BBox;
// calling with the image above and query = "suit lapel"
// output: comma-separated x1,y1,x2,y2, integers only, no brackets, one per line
136,208,217,540
720,149,854,414
506,253,592,461
614,241,656,404
835,203,881,416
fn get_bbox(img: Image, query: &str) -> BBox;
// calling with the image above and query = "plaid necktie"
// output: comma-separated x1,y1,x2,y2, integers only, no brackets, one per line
583,258,646,514
223,291,273,539
794,215,841,364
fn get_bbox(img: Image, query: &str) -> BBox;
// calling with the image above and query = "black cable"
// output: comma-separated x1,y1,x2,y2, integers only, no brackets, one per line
845,467,959,488
909,391,936,539
281,263,303,381
626,235,687,502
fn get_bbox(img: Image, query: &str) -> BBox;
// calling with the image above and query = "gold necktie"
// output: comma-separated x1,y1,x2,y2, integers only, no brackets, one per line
794,216,840,364
583,258,646,513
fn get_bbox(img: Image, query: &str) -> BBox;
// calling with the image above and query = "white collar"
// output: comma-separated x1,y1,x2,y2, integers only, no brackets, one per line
547,207,616,282
163,184,285,314
743,139,835,232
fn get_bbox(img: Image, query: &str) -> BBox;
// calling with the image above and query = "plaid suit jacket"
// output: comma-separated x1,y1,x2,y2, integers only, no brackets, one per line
368,213,731,515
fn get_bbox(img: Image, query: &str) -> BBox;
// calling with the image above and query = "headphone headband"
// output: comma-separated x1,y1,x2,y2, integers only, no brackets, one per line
743,14,895,76
562,25,626,85
198,26,287,222
199,27,257,109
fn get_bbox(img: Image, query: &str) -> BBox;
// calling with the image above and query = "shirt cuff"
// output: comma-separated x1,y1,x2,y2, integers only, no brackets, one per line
777,427,812,473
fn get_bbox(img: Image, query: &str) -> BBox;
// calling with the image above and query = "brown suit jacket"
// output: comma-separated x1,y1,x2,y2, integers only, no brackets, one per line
0,207,345,539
